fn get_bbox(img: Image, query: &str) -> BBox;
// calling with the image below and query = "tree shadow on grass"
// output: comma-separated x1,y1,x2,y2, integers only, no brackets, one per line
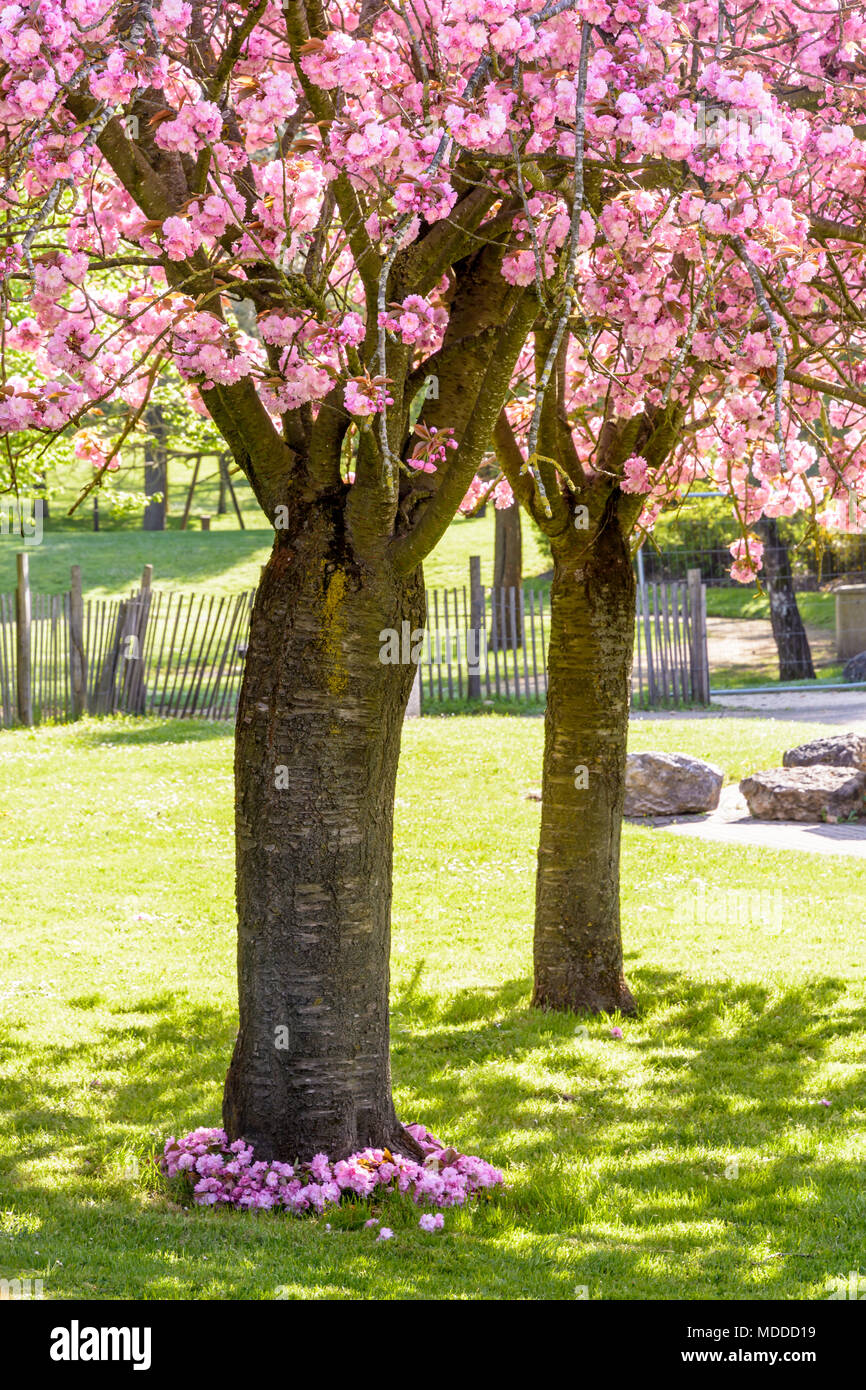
0,992,235,1184
72,718,234,748
398,964,865,1152
1,968,864,1298
393,964,866,1291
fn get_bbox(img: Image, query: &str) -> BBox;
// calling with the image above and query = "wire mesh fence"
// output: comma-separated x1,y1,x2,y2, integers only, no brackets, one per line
640,536,866,588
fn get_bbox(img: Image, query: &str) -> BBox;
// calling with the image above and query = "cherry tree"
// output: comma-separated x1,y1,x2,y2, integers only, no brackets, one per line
0,0,607,1160
3,0,866,1167
460,3,866,1012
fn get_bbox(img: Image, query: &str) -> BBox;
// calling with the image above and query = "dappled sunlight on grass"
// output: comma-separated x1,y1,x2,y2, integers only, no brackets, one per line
0,714,864,1297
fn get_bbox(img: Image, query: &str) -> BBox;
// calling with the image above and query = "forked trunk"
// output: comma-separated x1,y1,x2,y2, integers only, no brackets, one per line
223,503,424,1160
533,505,637,1015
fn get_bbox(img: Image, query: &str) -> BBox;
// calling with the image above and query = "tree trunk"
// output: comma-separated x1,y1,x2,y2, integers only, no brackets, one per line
755,517,815,681
533,503,637,1015
223,504,425,1161
143,407,167,531
490,500,522,649
143,452,166,530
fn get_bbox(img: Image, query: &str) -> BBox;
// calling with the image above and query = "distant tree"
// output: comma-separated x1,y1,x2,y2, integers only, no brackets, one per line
491,498,522,648
755,517,816,681
459,6,866,1015
142,403,167,530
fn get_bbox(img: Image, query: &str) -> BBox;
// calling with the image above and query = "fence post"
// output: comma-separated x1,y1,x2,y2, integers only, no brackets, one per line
468,555,482,699
69,564,87,720
687,568,709,703
15,552,32,726
700,578,710,702
131,565,153,714
121,565,153,716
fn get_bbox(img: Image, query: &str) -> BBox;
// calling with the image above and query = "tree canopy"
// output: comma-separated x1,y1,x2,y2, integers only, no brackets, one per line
0,1,863,569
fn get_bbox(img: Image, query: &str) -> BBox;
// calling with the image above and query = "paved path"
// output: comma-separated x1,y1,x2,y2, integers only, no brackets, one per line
631,688,866,854
631,686,866,729
709,687,866,730
629,784,866,857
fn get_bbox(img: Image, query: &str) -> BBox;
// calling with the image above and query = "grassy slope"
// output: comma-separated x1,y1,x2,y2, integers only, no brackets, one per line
0,508,551,599
5,451,836,621
5,473,835,625
0,714,863,1300
706,587,836,631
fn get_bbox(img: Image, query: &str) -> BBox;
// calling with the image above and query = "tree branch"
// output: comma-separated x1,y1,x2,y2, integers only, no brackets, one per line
390,291,538,574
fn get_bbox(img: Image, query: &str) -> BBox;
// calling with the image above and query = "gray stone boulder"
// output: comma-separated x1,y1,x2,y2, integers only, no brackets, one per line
740,766,866,822
782,733,866,771
624,752,724,817
843,651,866,683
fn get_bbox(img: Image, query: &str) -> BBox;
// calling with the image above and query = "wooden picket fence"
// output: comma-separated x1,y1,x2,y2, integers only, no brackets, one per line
419,563,709,708
126,588,254,719
0,559,253,728
0,558,709,728
633,574,710,707
419,582,549,703
0,589,71,724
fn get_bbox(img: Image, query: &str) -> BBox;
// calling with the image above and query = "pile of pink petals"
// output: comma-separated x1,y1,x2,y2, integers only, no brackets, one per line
160,1124,504,1214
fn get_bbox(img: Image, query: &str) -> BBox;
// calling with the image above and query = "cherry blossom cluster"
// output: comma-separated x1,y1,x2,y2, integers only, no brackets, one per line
459,475,515,514
160,1125,504,1214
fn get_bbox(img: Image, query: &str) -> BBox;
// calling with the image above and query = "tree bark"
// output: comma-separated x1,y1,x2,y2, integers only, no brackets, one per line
490,500,522,649
533,499,637,1015
755,517,815,681
223,502,425,1161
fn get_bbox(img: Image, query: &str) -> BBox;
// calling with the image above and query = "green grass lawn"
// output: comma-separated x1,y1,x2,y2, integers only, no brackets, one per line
1,713,864,1300
710,665,846,691
706,586,835,631
0,507,551,599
